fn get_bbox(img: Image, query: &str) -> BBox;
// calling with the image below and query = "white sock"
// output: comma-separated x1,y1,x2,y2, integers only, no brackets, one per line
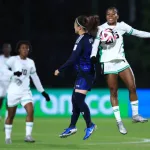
131,100,138,116
112,106,122,122
5,124,12,139
26,122,33,136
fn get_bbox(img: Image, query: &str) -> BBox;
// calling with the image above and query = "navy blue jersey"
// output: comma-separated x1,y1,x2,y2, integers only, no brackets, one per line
58,33,95,73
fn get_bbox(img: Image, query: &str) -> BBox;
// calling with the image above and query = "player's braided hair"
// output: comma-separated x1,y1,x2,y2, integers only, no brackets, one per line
15,40,32,54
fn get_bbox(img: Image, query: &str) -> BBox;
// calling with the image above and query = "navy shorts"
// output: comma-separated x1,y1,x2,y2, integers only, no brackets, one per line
74,72,95,91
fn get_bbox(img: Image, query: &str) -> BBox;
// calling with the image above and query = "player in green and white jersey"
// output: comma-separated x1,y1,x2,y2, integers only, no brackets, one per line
91,7,149,135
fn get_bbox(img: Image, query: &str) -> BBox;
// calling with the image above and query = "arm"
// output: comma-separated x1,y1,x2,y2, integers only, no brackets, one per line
122,22,150,38
90,27,101,57
30,61,50,101
58,39,83,72
30,72,44,93
131,29,150,38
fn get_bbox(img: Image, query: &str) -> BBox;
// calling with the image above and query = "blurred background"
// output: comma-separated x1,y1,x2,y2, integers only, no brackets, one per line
0,0,150,118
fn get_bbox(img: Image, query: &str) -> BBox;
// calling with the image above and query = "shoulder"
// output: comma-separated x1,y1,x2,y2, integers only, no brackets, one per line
75,34,84,44
27,58,35,64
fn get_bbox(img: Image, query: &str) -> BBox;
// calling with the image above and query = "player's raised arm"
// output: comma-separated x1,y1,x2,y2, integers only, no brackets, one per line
30,61,50,101
122,22,150,38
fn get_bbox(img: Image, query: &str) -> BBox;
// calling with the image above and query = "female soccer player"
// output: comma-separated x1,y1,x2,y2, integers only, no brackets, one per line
54,15,100,140
0,44,12,120
91,7,150,135
5,41,50,144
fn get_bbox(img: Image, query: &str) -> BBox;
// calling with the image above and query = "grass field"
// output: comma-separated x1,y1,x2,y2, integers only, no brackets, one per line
0,118,150,150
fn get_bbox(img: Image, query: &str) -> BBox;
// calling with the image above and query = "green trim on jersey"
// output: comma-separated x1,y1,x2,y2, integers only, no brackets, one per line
128,28,133,35
96,37,100,40
118,65,130,73
99,46,103,62
125,28,133,36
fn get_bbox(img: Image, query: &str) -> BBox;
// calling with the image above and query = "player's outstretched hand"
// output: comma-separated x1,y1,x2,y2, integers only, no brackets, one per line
14,71,22,77
42,91,50,101
91,56,97,64
54,69,60,76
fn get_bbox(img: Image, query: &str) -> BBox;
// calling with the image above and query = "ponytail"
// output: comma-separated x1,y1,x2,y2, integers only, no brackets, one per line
76,15,100,36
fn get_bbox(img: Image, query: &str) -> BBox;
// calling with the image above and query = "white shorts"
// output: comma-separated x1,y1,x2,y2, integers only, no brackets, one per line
0,81,9,98
102,59,130,74
7,91,33,107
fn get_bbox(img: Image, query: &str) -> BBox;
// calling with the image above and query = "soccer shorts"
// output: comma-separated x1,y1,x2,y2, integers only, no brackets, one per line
0,81,9,98
7,91,33,107
74,72,95,91
102,59,130,74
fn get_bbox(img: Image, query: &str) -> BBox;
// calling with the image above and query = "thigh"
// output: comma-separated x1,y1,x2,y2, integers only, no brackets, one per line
24,102,34,114
105,74,118,92
119,67,136,89
7,106,17,117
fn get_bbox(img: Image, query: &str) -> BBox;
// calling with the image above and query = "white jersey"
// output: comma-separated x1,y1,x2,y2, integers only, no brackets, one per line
6,56,44,95
91,21,150,62
0,55,12,81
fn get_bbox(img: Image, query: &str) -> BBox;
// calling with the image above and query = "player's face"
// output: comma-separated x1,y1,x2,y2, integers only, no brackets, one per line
3,44,11,56
74,21,81,34
106,9,119,25
19,44,29,58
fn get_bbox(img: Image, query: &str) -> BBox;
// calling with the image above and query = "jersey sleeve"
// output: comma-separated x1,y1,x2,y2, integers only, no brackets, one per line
122,22,150,38
30,60,36,75
58,37,83,72
91,26,101,57
121,22,133,35
6,57,15,68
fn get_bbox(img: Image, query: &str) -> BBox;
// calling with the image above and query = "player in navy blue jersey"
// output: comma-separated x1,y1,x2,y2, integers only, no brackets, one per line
54,15,100,140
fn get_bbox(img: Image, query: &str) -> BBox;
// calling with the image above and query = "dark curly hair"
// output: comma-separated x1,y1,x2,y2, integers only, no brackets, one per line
15,40,32,54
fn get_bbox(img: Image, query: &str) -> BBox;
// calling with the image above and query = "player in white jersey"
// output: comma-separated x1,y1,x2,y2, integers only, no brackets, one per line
91,7,149,135
5,41,50,144
0,44,12,120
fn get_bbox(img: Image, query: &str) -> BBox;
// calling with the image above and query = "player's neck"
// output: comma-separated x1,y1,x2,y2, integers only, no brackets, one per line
78,30,86,35
19,55,27,60
107,22,117,26
4,54,10,58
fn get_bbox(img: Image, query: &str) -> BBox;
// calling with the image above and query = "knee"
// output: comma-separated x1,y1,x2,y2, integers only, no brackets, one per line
109,87,118,97
128,85,136,93
27,109,34,117
7,114,15,121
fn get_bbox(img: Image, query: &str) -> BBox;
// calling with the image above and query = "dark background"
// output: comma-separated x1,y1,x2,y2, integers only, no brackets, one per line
0,0,150,88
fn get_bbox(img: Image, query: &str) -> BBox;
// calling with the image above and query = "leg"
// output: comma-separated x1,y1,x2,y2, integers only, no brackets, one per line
74,89,92,128
105,74,118,107
59,90,79,138
106,74,127,134
119,68,137,102
75,89,96,140
5,106,17,144
24,102,35,142
119,68,148,122
69,90,80,128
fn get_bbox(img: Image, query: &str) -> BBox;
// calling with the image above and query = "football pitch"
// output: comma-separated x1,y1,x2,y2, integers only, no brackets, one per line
0,118,150,150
